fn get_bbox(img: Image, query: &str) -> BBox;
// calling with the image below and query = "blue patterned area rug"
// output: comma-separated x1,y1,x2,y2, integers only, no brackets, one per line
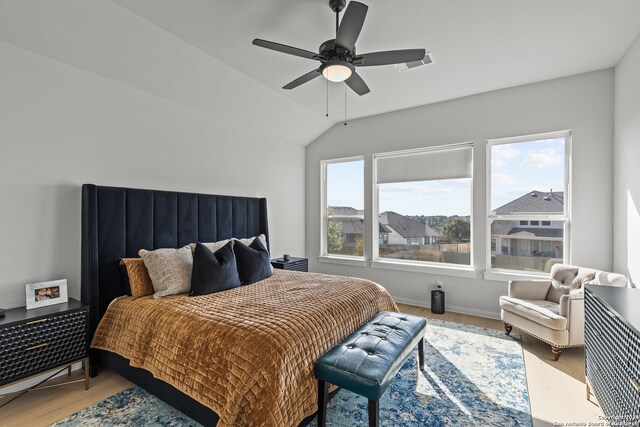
51,319,532,427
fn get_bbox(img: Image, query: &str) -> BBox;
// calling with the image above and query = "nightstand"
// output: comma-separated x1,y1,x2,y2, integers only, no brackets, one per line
271,257,308,272
0,298,89,406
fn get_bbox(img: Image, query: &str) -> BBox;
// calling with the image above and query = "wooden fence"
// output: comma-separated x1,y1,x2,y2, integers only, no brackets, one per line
380,243,471,265
491,255,561,272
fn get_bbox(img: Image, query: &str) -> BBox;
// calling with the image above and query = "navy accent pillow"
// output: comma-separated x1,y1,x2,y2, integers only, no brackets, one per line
234,237,273,285
190,241,241,296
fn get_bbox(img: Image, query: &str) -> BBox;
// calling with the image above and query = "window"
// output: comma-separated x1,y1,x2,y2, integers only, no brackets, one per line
321,157,364,258
487,131,570,273
373,144,473,267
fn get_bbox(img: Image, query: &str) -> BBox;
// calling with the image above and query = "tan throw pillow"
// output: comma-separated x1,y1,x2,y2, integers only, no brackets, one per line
120,258,154,298
139,246,193,299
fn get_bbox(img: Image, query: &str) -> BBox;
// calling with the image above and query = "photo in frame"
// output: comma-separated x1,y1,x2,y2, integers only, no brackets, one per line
25,279,68,310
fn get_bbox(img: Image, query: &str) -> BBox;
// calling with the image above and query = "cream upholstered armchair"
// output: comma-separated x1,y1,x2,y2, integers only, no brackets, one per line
499,264,627,360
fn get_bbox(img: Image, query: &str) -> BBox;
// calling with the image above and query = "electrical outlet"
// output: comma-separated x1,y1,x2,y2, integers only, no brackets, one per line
436,280,444,290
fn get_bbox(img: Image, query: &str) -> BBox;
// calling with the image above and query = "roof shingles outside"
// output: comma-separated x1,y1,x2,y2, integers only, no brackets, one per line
333,218,390,234
494,191,564,215
425,224,442,237
329,206,363,216
379,211,429,238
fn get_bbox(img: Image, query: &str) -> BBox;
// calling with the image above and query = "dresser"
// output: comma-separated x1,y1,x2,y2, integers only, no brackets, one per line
0,298,90,393
584,285,640,424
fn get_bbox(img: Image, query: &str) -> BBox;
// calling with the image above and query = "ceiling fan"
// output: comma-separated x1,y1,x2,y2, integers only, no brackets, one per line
252,0,426,96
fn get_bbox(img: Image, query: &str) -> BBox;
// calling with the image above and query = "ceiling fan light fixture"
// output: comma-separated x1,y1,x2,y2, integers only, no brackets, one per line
321,61,353,82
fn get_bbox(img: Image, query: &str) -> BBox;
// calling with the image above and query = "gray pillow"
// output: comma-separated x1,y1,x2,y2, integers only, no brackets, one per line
139,245,193,299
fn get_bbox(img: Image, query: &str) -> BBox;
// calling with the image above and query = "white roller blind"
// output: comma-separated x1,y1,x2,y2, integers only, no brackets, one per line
376,145,472,184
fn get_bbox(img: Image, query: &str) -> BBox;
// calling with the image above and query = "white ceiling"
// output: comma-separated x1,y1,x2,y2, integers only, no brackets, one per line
2,0,640,146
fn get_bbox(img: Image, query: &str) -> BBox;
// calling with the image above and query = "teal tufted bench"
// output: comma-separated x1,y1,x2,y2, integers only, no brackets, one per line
315,311,427,427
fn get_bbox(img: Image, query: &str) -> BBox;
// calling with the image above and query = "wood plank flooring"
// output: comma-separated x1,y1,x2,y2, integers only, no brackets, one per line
0,304,604,426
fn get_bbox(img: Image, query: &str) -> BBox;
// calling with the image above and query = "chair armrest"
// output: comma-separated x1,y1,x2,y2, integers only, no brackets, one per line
559,292,584,318
561,294,585,345
507,280,552,299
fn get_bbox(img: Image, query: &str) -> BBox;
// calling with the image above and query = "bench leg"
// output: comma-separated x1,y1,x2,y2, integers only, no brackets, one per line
418,337,425,371
317,380,328,427
368,399,379,427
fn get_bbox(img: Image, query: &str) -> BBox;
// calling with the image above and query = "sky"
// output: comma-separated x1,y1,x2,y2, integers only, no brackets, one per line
326,137,565,217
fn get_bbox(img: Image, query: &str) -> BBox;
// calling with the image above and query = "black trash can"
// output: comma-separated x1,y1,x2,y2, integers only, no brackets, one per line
431,289,445,314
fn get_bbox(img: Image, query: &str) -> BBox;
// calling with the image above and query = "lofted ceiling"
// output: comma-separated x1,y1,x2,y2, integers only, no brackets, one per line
1,0,640,146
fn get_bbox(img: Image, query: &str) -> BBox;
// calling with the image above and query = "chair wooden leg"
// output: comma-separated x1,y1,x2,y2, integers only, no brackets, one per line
418,338,425,371
317,380,328,427
368,399,379,427
504,323,513,336
551,346,563,361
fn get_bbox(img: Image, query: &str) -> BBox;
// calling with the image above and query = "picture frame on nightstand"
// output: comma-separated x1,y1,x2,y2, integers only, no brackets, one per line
25,279,68,310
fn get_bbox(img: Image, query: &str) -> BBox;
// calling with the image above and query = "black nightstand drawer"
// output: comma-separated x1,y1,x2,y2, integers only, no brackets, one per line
271,257,308,272
0,303,88,386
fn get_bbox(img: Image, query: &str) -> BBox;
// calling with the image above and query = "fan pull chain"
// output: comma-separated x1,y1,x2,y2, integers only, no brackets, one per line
344,83,348,126
326,79,329,117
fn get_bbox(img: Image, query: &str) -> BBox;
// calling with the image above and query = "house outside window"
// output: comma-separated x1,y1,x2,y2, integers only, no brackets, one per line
373,143,473,267
321,157,365,258
487,131,571,274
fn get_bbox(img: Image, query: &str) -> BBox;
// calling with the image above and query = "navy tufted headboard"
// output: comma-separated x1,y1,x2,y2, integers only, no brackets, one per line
81,184,269,368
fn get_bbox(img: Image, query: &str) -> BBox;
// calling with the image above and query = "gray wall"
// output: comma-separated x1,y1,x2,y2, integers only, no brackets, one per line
0,41,305,309
306,70,614,318
614,34,640,287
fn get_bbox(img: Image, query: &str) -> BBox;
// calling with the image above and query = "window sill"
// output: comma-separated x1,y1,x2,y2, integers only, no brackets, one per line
318,255,366,267
370,259,476,278
483,270,549,282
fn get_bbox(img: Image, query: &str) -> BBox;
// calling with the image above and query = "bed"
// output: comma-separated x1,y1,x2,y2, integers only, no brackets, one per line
80,184,397,427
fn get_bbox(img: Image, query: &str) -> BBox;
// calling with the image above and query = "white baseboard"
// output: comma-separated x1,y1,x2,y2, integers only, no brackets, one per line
392,296,501,321
0,362,83,395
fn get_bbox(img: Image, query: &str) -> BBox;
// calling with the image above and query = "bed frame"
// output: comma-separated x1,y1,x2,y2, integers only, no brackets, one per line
80,184,270,426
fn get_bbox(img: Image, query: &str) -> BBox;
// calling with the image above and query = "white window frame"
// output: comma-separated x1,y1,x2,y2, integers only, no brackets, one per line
371,143,475,277
485,130,572,280
320,156,366,266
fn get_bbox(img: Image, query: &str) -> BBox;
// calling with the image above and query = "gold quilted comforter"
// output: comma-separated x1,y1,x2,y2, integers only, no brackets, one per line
91,269,397,427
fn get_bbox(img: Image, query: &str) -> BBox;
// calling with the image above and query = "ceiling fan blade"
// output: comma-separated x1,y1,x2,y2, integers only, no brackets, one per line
253,39,317,60
354,49,426,67
335,1,368,51
345,71,370,96
283,69,322,89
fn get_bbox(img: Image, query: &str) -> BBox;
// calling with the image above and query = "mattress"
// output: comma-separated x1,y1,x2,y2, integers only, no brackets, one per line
91,269,397,427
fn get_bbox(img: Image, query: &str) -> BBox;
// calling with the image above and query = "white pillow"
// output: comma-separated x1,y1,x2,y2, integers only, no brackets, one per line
237,234,268,249
139,245,193,299
189,238,231,254
190,234,267,254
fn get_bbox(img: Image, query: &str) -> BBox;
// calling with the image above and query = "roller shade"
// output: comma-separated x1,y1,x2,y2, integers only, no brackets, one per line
376,145,472,184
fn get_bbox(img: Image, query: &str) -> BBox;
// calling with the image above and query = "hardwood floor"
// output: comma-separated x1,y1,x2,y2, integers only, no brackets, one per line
0,369,132,426
0,304,603,426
